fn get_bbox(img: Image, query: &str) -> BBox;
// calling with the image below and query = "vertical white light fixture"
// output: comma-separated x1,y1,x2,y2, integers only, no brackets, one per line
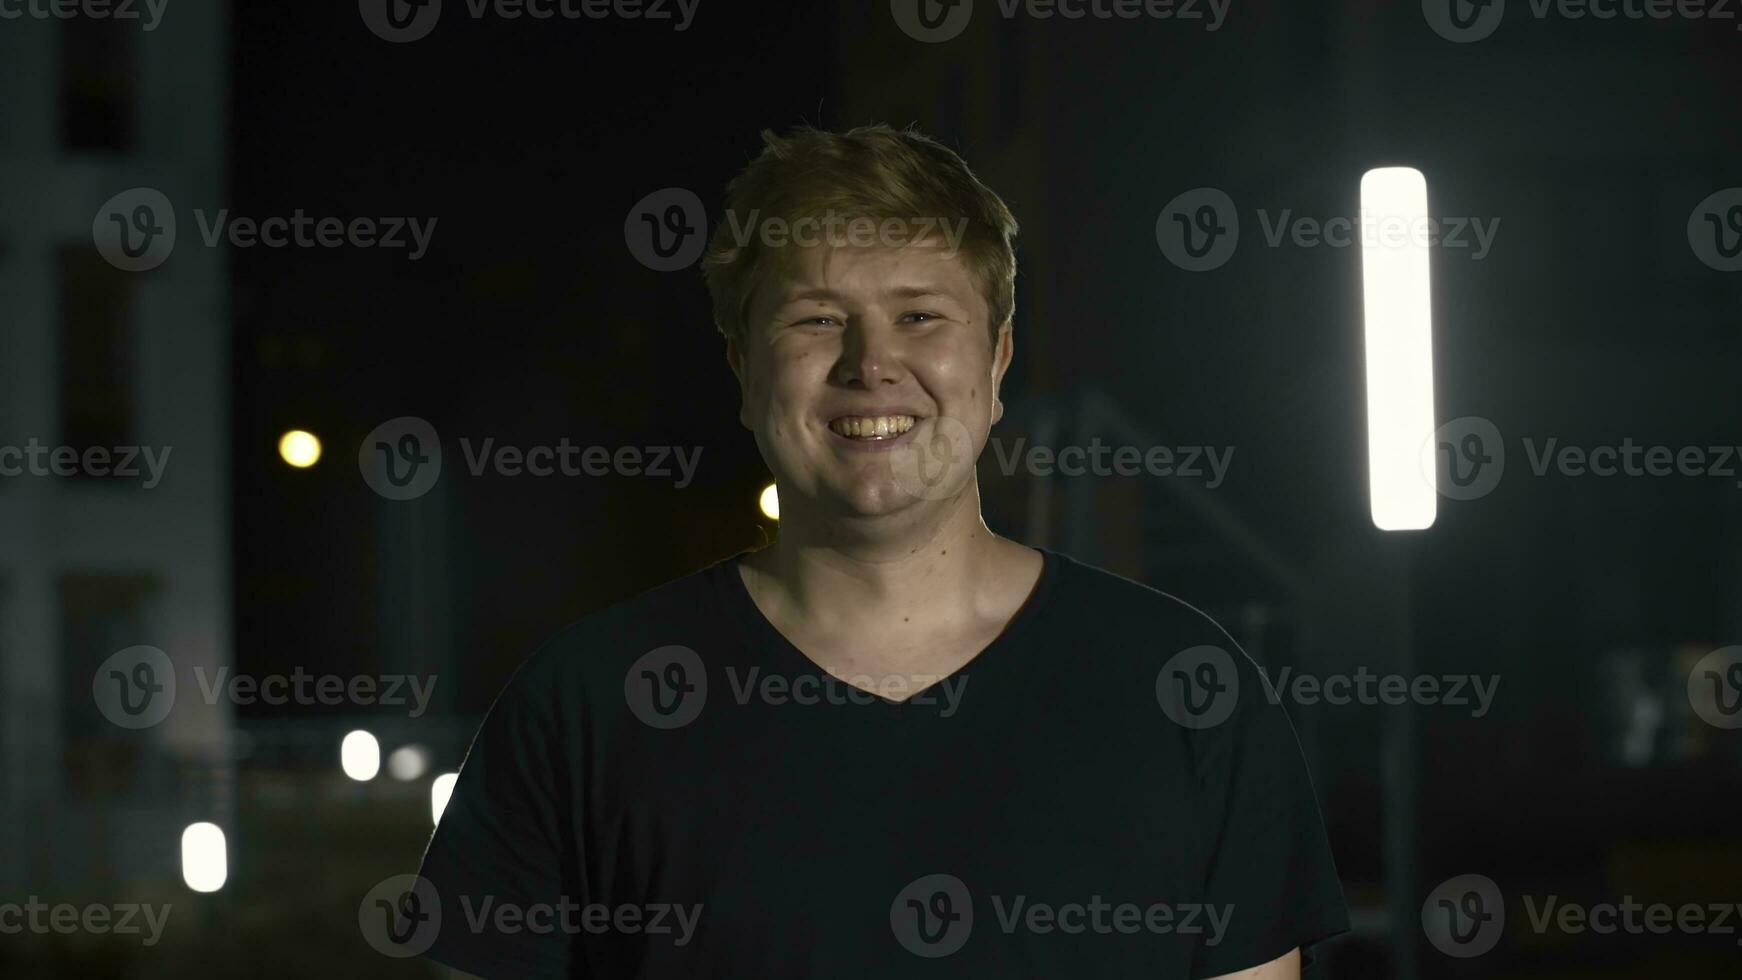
1360,167,1438,530
181,822,228,892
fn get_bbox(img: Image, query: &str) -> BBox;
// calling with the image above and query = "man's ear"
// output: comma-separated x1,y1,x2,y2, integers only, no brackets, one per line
725,338,744,385
725,338,752,430
990,319,1014,425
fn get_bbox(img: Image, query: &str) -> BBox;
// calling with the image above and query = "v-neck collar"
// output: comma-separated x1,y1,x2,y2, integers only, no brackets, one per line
710,546,1062,718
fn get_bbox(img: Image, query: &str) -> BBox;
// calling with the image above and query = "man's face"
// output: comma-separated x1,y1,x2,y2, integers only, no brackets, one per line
730,240,1013,521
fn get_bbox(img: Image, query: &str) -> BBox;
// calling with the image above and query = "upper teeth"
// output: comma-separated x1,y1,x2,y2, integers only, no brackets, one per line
830,415,916,439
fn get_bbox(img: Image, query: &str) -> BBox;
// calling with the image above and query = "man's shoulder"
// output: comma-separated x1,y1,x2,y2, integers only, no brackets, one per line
507,555,735,691
1049,549,1240,645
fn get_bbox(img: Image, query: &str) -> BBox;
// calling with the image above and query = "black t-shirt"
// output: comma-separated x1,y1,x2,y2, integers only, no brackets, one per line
413,547,1348,978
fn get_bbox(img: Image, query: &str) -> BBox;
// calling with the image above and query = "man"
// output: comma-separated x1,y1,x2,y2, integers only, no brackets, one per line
414,124,1348,977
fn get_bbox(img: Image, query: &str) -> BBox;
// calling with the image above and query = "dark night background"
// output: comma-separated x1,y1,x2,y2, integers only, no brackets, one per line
2,0,1740,976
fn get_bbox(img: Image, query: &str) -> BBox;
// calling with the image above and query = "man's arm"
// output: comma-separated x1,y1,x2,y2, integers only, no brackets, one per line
1205,945,1300,979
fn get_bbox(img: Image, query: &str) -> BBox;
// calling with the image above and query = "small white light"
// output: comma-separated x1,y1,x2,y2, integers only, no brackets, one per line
1360,166,1438,531
758,483,779,521
278,429,322,468
431,772,459,825
340,730,381,781
181,822,227,893
387,744,430,781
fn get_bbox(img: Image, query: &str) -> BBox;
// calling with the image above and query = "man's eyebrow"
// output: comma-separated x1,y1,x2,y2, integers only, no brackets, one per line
770,284,960,306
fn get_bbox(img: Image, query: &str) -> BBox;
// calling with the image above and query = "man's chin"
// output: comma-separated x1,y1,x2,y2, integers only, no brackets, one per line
820,479,948,521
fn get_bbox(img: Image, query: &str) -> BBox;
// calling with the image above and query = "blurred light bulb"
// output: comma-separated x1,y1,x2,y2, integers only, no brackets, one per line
432,772,459,825
387,744,430,781
279,429,322,468
181,822,227,892
340,730,380,781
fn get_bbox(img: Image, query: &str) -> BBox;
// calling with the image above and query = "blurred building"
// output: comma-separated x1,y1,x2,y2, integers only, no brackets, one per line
0,2,233,896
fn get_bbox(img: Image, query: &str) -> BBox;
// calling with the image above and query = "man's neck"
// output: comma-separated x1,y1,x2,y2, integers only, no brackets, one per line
742,486,1021,636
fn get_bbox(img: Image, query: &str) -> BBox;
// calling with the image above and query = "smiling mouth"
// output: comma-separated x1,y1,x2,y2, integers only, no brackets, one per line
828,415,918,440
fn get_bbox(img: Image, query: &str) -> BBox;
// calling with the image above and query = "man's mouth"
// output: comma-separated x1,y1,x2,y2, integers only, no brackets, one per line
827,415,918,441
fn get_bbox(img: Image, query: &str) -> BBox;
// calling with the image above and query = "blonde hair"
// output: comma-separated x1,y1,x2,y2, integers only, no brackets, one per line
701,124,1019,349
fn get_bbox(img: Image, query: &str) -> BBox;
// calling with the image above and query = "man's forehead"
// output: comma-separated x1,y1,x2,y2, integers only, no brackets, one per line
765,244,976,305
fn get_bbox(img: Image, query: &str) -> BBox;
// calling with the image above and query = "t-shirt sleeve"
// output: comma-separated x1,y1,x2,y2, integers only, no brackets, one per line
1189,648,1349,978
416,651,581,979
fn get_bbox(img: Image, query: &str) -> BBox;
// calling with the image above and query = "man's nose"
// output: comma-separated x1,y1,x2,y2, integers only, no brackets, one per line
835,320,905,387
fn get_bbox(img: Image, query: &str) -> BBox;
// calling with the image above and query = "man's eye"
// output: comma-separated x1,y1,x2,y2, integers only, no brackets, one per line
901,311,941,323
801,315,841,326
